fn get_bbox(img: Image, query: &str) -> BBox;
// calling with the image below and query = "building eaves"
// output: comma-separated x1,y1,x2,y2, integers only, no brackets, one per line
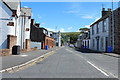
2,0,13,11
21,8,32,17
90,13,111,27
2,0,20,10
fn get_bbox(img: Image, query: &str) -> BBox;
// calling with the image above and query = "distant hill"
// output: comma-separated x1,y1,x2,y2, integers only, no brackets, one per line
61,32,80,44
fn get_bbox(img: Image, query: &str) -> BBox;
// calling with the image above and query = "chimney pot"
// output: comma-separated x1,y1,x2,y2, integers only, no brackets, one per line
31,19,34,25
102,8,105,11
108,8,111,11
35,23,40,27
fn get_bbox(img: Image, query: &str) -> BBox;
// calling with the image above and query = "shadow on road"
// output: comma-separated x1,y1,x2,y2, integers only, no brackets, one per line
74,47,102,53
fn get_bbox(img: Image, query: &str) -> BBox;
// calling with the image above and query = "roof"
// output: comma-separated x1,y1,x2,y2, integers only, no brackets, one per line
39,27,48,31
21,8,32,17
2,0,20,10
90,12,111,27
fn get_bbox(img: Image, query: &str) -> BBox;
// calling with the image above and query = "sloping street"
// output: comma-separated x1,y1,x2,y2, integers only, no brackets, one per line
2,47,118,79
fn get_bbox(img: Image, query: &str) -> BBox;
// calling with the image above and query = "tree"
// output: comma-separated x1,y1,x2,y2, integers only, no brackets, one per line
61,32,80,44
79,28,89,33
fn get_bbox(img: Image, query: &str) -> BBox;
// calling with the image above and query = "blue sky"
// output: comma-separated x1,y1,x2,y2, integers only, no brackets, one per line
21,2,118,32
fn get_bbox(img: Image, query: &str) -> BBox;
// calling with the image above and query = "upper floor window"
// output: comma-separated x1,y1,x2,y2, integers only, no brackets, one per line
92,26,94,35
96,23,99,34
103,19,107,32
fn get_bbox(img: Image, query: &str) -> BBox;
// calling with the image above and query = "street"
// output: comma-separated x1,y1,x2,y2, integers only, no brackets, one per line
2,46,118,78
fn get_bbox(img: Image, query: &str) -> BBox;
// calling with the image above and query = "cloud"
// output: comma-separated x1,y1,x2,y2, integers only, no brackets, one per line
41,22,46,25
65,10,79,14
37,15,42,20
81,15,94,19
23,6,29,8
60,28,65,32
84,25,90,28
46,28,56,32
67,27,73,30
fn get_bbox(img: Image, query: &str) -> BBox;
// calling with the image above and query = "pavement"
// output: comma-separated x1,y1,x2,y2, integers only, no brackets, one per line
2,46,119,79
1,47,59,70
74,47,120,58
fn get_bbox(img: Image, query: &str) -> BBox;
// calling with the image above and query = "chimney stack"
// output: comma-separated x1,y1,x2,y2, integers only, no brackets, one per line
108,8,111,11
102,8,111,17
35,23,40,27
31,19,34,25
102,8,105,11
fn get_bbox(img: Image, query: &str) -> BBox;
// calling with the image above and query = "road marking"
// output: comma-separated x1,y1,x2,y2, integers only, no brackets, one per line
65,48,119,78
87,61,109,77
0,51,54,73
66,49,85,60
20,55,28,57
0,47,63,73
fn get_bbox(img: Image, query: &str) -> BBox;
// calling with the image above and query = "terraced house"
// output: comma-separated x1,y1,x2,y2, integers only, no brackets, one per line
90,6,120,54
0,0,32,55
30,19,55,50
0,0,21,55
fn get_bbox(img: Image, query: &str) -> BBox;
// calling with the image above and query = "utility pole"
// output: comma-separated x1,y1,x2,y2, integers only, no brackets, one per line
112,0,113,10
111,0,114,51
55,26,57,32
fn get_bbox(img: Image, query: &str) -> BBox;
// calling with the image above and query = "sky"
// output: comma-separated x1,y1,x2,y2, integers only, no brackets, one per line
21,2,119,32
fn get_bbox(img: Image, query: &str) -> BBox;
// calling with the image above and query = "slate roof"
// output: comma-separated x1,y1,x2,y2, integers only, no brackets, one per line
2,0,20,10
21,8,32,17
90,13,111,27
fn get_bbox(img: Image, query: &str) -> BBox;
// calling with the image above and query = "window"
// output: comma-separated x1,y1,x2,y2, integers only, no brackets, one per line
93,39,95,47
26,28,29,31
103,19,107,32
101,38,104,48
92,26,94,35
7,22,14,26
97,23,99,34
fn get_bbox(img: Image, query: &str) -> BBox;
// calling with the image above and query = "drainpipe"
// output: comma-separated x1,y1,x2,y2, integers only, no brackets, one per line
23,13,26,49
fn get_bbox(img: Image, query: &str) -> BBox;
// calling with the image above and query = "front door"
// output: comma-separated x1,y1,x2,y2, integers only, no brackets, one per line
97,39,99,51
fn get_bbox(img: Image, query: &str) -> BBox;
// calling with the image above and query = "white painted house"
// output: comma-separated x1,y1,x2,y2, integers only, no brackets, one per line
0,0,32,55
76,31,90,48
20,8,32,49
90,8,111,52
0,0,13,49
53,31,61,47
3,0,21,44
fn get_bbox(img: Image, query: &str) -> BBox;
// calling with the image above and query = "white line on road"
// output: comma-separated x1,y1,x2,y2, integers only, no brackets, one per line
87,61,109,77
66,48,112,77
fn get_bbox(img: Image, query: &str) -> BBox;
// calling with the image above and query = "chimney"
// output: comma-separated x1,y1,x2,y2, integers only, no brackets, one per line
102,8,111,17
31,19,34,25
35,23,40,27
108,8,111,11
102,8,105,11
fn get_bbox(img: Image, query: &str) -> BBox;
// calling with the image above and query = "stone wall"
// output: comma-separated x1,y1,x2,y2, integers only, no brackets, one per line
7,35,17,54
45,36,55,48
25,39,31,51
42,36,55,49
0,49,11,56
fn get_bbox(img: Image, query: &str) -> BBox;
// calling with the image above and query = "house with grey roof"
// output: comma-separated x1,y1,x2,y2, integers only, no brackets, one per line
0,0,22,55
0,0,13,51
19,8,32,50
90,8,111,52
0,0,33,55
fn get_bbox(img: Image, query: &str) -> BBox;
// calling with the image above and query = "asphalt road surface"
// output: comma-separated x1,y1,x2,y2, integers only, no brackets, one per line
2,46,118,79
